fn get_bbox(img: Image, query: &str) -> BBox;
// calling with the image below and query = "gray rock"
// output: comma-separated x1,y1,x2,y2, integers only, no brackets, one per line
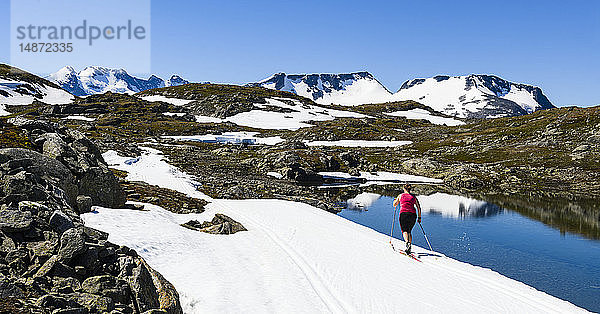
82,226,109,242
129,261,160,312
0,279,25,298
81,275,129,304
76,195,93,214
52,277,81,294
27,239,58,259
41,133,72,159
78,165,126,209
49,210,75,234
72,246,99,271
36,293,83,310
67,292,115,313
142,310,168,314
35,255,59,278
181,214,247,235
51,308,88,314
139,259,183,314
50,261,77,278
0,148,78,206
0,208,33,232
58,228,86,263
1,236,16,253
18,200,49,216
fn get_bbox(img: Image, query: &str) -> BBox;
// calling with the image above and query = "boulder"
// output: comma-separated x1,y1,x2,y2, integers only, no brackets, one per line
181,213,247,235
129,260,160,312
58,228,86,263
35,255,59,278
0,148,78,207
52,277,81,294
81,275,129,304
41,133,72,160
76,196,93,214
140,259,183,314
67,292,115,313
49,210,75,234
0,279,25,298
36,293,83,310
0,208,33,233
78,166,126,209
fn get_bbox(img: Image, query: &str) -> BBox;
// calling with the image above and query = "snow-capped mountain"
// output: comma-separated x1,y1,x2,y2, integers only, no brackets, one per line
393,75,555,118
48,66,190,96
0,64,74,107
251,72,554,119
166,75,190,87
248,72,392,106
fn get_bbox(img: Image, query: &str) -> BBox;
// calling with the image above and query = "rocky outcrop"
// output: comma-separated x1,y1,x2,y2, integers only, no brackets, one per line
182,214,247,235
6,117,125,209
0,119,182,313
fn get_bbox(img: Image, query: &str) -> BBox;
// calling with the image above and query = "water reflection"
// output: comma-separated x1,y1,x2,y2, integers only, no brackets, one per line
419,193,503,219
346,192,503,218
346,193,381,210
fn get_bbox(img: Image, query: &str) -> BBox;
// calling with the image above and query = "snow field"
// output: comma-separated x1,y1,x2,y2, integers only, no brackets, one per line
224,98,369,130
385,108,465,126
0,78,74,105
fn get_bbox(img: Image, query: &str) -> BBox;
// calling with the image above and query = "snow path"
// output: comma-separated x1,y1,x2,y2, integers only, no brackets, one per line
91,149,588,313
386,108,465,126
139,95,194,106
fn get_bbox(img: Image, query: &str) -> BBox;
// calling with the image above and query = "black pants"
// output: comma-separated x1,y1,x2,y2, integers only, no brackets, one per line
399,212,417,233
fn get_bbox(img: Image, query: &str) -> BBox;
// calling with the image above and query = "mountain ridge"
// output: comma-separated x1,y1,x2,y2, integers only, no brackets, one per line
250,71,555,118
48,66,190,96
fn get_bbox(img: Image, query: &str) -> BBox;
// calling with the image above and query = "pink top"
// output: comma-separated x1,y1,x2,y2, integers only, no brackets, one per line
399,193,417,214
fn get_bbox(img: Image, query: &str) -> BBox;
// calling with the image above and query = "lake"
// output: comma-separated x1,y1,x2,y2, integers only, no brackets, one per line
338,192,600,312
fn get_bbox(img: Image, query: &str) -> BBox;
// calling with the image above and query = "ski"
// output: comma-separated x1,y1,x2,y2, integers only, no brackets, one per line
397,249,422,262
390,243,422,262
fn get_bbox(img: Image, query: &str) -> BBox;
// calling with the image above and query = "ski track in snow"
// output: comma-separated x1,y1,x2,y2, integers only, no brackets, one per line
209,200,351,313
90,149,589,313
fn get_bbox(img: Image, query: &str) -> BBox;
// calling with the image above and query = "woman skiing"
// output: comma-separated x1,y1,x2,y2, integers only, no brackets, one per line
393,184,422,254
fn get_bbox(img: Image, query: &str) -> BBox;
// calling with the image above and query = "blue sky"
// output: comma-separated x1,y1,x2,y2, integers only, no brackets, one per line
1,0,598,106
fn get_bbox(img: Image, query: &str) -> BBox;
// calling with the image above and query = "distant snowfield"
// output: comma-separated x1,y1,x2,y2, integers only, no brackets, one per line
0,78,74,105
194,115,223,123
62,115,95,122
386,108,465,126
164,132,284,145
224,98,369,130
140,95,194,106
305,139,412,148
91,149,587,313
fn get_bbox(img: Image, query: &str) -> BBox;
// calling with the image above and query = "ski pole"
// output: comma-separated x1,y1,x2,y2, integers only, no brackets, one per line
418,222,433,251
389,205,397,245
